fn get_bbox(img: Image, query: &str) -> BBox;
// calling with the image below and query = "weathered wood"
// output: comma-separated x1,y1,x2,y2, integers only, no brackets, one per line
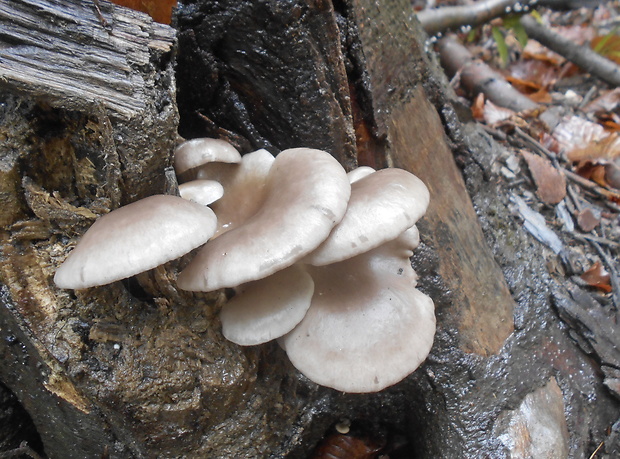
0,0,175,121
1,1,180,457
3,0,618,457
343,0,514,356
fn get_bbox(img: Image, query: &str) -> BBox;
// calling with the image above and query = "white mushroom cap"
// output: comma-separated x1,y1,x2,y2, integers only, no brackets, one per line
202,148,275,236
54,195,217,289
179,180,224,206
347,166,375,183
173,138,242,176
281,237,435,393
220,264,314,345
305,168,430,266
177,148,351,291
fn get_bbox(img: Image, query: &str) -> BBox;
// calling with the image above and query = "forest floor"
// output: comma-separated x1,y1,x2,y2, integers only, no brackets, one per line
423,0,620,455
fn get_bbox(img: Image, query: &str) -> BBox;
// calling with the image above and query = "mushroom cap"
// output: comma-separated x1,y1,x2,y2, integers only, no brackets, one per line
173,138,242,176
220,264,314,345
305,168,430,266
177,147,351,291
54,195,217,289
347,166,375,183
202,149,275,236
179,180,224,206
281,236,435,393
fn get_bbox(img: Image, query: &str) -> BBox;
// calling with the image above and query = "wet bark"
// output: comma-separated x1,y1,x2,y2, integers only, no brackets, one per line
1,0,618,458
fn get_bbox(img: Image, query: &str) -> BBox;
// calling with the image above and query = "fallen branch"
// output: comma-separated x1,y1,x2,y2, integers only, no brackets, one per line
437,35,538,112
417,0,602,37
418,0,528,37
520,14,620,87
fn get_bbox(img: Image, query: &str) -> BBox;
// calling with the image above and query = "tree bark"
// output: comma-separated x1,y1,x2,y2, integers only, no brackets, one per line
1,0,618,458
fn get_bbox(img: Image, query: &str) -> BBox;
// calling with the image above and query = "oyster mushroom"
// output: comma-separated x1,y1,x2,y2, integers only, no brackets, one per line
219,264,314,345
281,227,435,393
54,195,217,289
173,137,241,177
305,168,430,266
179,180,224,206
177,147,351,291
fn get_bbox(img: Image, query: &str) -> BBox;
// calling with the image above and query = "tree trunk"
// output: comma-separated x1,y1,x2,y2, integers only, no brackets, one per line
1,0,618,458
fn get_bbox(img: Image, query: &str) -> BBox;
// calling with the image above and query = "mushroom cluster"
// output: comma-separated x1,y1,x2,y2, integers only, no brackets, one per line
55,138,435,393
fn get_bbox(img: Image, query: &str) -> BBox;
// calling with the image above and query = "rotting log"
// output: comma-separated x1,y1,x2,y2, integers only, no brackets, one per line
176,0,515,358
4,0,617,458
0,0,181,457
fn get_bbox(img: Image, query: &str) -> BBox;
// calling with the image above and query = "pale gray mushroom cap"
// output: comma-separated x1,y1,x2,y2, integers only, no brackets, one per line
177,147,351,291
54,195,217,289
281,237,435,393
305,168,430,266
220,264,314,345
179,180,225,206
347,166,375,183
173,138,242,176
202,149,275,236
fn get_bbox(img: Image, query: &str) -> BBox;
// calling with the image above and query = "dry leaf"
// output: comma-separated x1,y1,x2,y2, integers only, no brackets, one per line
580,261,612,293
521,150,566,204
585,88,620,114
484,100,515,125
311,433,384,459
528,88,553,104
471,93,485,121
553,116,608,153
591,33,620,65
505,75,542,91
568,133,620,163
507,59,559,88
577,207,600,232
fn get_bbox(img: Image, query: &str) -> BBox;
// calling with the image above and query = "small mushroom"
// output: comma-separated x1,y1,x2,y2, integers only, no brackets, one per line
200,148,275,236
173,138,242,177
281,231,435,393
220,264,314,345
54,195,217,289
179,180,224,206
347,166,375,183
177,148,351,291
305,168,429,266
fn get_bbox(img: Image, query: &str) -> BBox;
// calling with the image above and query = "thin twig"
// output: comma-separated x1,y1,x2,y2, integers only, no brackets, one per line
588,441,604,459
573,233,620,249
437,36,539,113
521,15,620,87
513,127,559,164
564,170,620,203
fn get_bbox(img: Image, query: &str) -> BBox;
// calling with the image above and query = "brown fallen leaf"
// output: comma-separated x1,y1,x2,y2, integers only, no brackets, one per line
553,116,608,154
577,207,600,232
311,433,384,459
521,150,566,204
591,33,620,65
527,88,553,104
585,88,620,114
580,261,612,293
569,133,620,162
471,93,485,122
483,99,515,125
